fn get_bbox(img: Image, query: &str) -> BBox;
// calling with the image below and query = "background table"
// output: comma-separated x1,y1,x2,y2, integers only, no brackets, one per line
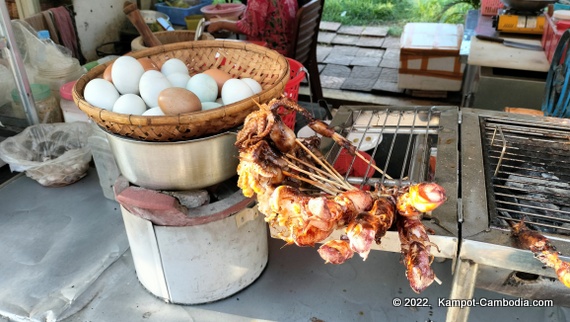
463,12,550,111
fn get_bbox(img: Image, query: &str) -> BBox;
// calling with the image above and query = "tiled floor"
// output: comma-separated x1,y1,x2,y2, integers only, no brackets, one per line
309,22,462,107
317,21,404,96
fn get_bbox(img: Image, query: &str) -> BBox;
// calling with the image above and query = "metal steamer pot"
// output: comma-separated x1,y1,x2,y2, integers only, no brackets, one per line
500,0,557,11
105,129,239,191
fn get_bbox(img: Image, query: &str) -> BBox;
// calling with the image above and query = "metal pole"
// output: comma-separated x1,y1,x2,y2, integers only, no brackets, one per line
0,0,39,125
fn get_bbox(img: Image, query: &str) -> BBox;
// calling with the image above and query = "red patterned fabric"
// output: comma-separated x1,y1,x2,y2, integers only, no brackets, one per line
236,0,298,55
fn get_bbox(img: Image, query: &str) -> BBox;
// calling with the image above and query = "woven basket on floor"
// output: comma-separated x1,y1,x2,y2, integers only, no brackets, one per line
73,40,290,141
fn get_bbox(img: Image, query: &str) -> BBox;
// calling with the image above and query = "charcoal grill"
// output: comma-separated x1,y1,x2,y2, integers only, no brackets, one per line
320,105,460,258
448,108,570,322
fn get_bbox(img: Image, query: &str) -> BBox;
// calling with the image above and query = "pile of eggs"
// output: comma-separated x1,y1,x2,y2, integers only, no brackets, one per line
83,56,263,116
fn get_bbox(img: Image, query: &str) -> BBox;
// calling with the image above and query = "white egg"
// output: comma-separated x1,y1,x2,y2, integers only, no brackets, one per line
241,78,262,94
221,78,255,105
201,101,223,110
111,56,145,95
161,58,188,76
113,94,147,115
139,70,172,107
186,73,218,103
142,107,165,116
166,72,191,88
84,78,119,110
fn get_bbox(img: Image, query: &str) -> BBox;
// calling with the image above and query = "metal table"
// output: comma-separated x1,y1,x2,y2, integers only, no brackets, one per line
0,167,569,321
462,10,550,110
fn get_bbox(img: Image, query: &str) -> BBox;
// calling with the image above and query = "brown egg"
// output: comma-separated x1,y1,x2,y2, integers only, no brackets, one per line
158,87,202,115
103,63,113,82
203,68,232,95
138,57,159,72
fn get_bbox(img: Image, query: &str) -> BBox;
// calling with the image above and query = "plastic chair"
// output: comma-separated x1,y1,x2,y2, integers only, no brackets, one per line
287,0,324,102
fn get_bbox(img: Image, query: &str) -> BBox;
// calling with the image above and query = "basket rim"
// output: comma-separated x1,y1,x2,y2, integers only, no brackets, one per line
72,39,290,127
286,58,305,86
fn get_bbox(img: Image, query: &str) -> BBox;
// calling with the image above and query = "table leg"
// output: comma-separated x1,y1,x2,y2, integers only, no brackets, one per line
446,258,479,322
461,64,479,108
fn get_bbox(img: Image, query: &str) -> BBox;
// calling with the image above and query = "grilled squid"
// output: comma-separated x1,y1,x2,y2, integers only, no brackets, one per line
234,97,448,294
237,140,286,197
512,220,570,288
345,196,396,260
267,185,373,247
396,182,447,217
397,216,437,293
318,239,354,264
395,183,445,293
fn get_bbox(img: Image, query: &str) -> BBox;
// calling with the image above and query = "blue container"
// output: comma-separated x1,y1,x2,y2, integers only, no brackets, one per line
155,0,213,26
554,3,570,11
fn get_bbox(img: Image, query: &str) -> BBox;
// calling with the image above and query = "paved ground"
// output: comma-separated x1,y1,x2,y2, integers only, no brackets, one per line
306,21,462,107
317,21,403,95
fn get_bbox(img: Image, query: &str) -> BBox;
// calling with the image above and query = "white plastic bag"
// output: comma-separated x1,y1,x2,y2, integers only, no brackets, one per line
0,122,92,186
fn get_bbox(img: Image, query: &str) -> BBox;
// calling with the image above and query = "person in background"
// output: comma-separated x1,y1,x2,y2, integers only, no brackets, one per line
206,0,298,55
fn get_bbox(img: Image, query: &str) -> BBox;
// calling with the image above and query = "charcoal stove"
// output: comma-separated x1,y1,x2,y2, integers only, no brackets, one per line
448,108,570,322
320,105,460,258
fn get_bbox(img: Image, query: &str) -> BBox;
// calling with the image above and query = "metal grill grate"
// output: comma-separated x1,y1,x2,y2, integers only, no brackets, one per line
482,117,570,235
322,105,459,256
326,106,442,189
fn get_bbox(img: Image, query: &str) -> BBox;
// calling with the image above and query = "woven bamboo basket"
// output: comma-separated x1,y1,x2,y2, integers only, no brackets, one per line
73,40,290,141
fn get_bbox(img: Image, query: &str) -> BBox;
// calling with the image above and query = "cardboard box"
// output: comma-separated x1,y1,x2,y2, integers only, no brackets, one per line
398,23,465,92
481,0,504,16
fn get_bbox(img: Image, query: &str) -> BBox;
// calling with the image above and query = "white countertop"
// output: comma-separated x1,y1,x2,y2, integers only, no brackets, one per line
466,11,550,73
468,35,550,72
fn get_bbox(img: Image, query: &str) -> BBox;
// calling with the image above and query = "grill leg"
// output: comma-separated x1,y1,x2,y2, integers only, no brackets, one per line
446,259,478,322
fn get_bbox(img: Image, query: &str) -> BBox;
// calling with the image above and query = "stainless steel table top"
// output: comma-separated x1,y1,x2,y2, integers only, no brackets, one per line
0,168,128,321
0,167,568,321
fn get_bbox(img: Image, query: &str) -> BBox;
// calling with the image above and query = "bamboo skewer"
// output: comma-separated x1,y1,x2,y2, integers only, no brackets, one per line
294,139,343,180
300,119,393,180
285,154,353,191
294,139,355,190
293,166,345,191
284,161,348,192
297,137,393,181
434,276,442,285
319,152,354,186
285,154,340,182
282,170,341,195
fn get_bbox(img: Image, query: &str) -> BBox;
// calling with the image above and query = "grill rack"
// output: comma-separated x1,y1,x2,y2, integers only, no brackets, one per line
326,108,440,186
319,105,459,257
483,119,570,235
450,108,570,322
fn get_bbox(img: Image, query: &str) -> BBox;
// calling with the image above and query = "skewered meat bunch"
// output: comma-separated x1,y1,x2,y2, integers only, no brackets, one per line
235,97,447,293
512,220,570,288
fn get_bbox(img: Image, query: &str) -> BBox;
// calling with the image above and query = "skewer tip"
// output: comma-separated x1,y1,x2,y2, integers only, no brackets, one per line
434,275,442,285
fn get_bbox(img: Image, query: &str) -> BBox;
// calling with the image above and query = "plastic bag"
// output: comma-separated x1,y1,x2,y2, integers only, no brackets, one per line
0,122,92,186
11,20,72,67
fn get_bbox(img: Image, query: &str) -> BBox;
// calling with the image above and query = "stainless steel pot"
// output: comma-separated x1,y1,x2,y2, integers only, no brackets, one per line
500,0,556,11
105,130,238,191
